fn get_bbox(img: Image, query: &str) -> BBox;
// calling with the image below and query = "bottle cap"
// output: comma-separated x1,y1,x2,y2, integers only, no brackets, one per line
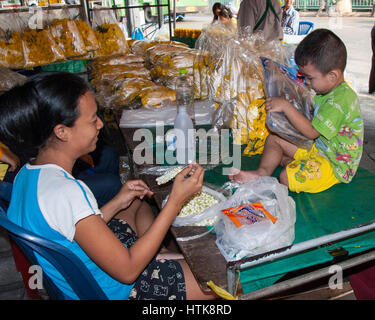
179,69,187,74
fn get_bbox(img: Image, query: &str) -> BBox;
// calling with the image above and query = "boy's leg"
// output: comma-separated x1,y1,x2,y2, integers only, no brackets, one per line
229,134,298,183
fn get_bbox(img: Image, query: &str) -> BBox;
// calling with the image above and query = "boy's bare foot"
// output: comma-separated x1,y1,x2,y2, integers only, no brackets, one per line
228,168,267,183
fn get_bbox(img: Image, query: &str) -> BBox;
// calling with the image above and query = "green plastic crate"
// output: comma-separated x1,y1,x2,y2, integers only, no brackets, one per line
41,60,87,73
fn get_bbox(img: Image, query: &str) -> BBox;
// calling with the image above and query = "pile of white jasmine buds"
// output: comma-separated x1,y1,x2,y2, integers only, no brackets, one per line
179,192,219,226
156,166,184,185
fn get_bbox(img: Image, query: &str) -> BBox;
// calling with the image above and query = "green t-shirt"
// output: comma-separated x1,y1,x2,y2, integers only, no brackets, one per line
312,82,364,183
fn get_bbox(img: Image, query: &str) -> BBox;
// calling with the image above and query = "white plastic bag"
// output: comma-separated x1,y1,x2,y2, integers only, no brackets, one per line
214,176,296,261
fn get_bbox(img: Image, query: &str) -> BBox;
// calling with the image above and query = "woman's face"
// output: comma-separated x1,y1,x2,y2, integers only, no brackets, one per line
219,15,230,21
68,91,103,157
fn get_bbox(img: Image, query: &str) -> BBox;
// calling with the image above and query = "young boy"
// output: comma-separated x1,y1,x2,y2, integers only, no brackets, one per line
229,29,364,193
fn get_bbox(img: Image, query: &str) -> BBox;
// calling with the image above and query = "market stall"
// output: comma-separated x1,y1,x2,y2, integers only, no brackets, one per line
2,5,375,301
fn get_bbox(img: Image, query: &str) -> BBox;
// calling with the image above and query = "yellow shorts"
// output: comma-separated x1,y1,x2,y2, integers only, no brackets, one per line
286,144,340,193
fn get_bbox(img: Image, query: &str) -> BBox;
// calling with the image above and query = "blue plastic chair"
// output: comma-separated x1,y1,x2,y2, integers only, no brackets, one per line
298,21,314,35
0,213,108,300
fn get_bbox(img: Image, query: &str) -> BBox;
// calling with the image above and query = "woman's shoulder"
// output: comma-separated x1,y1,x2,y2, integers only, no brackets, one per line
29,164,92,199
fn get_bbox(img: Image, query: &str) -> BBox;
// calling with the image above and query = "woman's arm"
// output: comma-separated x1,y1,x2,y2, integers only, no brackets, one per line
74,164,204,284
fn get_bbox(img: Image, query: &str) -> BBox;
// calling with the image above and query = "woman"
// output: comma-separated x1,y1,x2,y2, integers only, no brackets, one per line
218,6,233,22
0,72,216,300
212,2,223,23
218,6,237,32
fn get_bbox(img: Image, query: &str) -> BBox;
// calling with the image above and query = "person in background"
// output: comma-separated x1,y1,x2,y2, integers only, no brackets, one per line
316,0,339,16
218,6,237,31
229,29,363,194
316,0,330,16
369,23,375,94
0,72,217,300
212,2,223,23
218,6,233,21
237,0,283,41
73,143,123,208
281,0,300,35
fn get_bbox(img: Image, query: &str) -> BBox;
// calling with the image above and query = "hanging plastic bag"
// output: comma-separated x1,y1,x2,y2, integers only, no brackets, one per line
131,27,144,40
75,19,99,52
22,28,66,68
214,176,296,261
91,9,129,58
47,8,87,59
208,38,269,155
0,13,25,69
152,24,170,41
13,10,66,68
262,57,314,150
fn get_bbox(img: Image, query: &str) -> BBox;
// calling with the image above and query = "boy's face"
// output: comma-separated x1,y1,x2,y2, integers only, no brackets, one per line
298,62,333,95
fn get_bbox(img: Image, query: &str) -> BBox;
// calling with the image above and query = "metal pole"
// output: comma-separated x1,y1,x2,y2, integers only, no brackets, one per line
82,0,90,22
226,268,237,296
173,0,176,31
239,249,375,300
227,219,375,296
156,0,162,28
124,0,132,38
233,219,375,272
167,0,172,40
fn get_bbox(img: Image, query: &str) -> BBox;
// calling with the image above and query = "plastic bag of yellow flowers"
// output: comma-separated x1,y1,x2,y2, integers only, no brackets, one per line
0,13,25,69
139,85,176,109
75,20,99,53
48,17,87,59
0,28,25,69
209,39,269,156
0,12,66,69
22,27,66,68
91,9,129,58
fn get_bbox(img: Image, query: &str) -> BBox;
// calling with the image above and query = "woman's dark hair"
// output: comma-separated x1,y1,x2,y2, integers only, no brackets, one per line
219,6,233,19
212,2,223,21
295,29,347,75
0,72,89,161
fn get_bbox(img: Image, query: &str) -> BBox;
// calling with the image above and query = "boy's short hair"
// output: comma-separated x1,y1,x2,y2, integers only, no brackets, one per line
294,29,347,74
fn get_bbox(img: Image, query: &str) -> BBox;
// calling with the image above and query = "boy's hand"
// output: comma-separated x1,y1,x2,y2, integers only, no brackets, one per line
266,97,293,114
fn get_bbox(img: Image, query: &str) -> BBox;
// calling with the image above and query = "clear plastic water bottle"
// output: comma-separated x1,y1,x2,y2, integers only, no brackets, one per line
175,68,194,122
174,69,195,164
174,105,195,164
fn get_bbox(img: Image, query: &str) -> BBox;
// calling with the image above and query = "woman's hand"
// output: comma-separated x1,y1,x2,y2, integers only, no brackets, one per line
116,180,154,209
168,163,204,209
265,97,293,114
